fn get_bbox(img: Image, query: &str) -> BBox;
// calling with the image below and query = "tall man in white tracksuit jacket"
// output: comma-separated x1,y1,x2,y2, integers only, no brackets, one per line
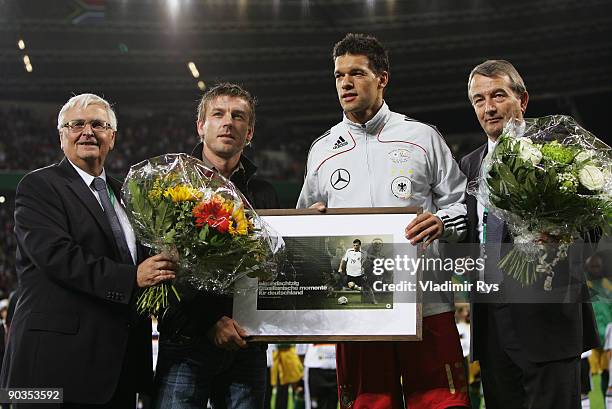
297,33,469,409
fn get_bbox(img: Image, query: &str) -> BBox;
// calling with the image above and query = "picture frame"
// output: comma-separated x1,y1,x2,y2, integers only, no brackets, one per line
233,207,423,342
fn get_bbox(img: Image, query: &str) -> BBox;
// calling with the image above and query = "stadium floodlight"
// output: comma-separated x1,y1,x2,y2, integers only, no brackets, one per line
23,54,33,72
17,39,25,50
197,80,206,91
187,61,200,78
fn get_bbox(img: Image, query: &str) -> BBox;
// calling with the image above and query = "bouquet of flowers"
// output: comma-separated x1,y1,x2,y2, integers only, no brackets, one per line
469,115,612,289
122,153,281,316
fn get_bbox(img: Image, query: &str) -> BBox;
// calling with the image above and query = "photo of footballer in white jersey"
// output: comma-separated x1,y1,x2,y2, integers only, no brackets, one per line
339,239,367,290
257,235,393,310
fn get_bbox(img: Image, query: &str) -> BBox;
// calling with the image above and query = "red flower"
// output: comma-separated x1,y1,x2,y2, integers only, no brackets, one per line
192,197,232,233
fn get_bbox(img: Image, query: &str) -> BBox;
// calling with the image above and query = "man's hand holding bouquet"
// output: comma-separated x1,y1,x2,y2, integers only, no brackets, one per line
469,115,611,290
122,153,280,316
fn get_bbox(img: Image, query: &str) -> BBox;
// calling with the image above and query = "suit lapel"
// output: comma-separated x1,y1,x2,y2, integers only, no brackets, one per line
473,143,509,242
59,159,118,254
465,144,488,243
107,176,123,202
476,142,506,242
466,144,487,183
477,144,488,172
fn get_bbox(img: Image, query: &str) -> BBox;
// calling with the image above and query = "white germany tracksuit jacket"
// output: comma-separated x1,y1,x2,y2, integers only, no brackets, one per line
297,102,467,317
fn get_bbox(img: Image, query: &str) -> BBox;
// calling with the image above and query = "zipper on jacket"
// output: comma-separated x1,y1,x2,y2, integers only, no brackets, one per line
363,124,376,206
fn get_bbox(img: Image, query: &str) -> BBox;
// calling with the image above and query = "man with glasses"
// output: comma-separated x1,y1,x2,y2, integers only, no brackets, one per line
0,93,177,408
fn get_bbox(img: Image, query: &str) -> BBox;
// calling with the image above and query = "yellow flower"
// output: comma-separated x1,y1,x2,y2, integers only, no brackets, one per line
164,185,203,202
148,179,163,201
229,206,250,236
221,199,235,215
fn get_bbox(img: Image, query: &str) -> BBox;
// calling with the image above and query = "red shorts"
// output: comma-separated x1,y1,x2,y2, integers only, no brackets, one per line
336,311,469,409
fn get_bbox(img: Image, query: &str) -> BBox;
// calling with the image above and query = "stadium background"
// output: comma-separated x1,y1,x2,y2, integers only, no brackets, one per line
1,1,611,406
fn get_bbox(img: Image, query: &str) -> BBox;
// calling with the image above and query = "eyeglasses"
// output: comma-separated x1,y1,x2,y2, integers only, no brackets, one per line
62,119,113,132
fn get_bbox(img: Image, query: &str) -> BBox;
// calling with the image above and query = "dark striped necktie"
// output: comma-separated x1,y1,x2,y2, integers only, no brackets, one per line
92,177,133,264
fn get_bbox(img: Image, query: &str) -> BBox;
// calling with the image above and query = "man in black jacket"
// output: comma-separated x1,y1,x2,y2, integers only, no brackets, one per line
153,83,279,409
1,93,177,408
461,60,598,409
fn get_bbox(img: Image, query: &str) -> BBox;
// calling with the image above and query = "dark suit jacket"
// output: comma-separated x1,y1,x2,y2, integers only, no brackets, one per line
460,144,599,363
0,158,153,404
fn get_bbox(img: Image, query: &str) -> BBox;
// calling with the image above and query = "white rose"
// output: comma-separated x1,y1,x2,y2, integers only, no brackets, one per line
574,150,595,163
603,168,612,194
510,137,531,149
578,165,605,191
517,139,542,165
507,136,525,149
517,137,533,145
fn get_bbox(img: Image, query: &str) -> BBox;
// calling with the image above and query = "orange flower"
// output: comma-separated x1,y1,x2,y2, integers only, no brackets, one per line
192,197,232,233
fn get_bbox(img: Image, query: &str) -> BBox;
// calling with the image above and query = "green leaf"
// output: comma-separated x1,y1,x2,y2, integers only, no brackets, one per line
525,171,537,192
163,228,176,244
199,225,209,241
495,163,520,190
128,179,145,215
154,200,173,235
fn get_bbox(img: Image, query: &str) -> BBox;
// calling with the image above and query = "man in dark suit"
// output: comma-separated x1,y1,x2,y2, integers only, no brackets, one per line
461,60,598,408
0,93,177,408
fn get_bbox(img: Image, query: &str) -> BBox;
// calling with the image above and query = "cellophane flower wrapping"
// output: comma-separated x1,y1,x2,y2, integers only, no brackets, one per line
122,153,282,316
468,115,612,288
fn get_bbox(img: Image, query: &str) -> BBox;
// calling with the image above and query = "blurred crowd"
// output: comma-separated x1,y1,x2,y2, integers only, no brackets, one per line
0,202,16,299
0,107,60,170
0,105,314,297
0,106,307,181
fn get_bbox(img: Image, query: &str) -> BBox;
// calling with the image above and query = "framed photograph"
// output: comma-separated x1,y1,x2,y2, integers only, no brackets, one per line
233,207,423,342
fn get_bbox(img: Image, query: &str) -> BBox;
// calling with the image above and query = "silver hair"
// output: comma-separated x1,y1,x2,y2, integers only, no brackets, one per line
467,59,527,101
57,93,117,131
